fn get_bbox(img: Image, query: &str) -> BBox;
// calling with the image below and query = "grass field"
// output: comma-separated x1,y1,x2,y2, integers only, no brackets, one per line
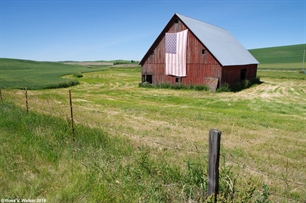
1,66,306,202
251,44,306,80
249,44,306,65
1,45,306,202
0,58,109,89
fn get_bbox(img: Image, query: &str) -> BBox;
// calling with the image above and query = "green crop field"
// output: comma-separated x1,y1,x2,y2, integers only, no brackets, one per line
0,45,306,202
250,43,306,71
250,44,306,80
249,44,306,65
0,58,110,89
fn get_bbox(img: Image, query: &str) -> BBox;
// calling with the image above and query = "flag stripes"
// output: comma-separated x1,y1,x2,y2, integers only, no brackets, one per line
165,29,188,77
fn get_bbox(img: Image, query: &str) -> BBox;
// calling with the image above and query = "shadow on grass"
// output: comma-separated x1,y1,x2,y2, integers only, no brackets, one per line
217,77,263,93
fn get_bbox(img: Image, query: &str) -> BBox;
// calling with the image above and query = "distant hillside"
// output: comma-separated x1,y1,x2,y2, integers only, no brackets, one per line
249,44,306,64
0,58,109,89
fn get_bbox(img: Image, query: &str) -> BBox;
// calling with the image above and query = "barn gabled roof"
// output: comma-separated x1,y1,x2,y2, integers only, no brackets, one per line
140,13,259,66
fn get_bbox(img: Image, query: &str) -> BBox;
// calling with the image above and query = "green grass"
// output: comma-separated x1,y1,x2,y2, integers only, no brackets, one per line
249,44,306,65
0,102,270,202
139,82,210,91
249,44,306,80
0,58,109,89
258,70,306,80
2,66,305,202
1,44,306,202
256,62,305,70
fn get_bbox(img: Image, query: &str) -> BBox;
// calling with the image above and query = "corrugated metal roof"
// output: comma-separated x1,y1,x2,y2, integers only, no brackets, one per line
176,13,259,66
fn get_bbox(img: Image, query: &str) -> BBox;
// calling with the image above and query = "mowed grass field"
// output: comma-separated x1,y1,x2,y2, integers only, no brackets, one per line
1,44,306,202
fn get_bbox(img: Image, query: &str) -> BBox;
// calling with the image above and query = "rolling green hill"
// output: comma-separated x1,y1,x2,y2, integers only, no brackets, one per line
1,44,305,90
249,44,306,64
0,58,109,89
249,44,306,73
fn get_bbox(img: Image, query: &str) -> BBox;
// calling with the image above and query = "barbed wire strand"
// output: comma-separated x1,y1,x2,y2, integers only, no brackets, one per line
3,92,306,202
132,135,306,187
225,154,306,186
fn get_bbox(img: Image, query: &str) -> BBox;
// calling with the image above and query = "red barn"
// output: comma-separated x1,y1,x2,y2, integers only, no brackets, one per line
139,13,259,91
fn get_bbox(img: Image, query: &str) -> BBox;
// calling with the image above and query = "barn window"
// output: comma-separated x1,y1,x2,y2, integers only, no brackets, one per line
174,19,179,24
175,77,182,83
202,49,206,54
146,75,153,84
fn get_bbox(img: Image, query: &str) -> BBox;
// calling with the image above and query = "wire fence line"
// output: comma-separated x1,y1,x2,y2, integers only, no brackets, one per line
131,135,208,154
225,154,306,187
1,89,305,202
130,134,306,202
125,132,306,188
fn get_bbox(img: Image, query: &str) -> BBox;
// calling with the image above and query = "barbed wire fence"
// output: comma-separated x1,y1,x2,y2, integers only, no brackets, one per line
134,136,306,202
1,88,305,202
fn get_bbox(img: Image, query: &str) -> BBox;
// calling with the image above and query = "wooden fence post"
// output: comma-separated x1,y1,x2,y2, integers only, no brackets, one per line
69,90,75,141
25,87,29,112
0,89,3,103
208,129,222,201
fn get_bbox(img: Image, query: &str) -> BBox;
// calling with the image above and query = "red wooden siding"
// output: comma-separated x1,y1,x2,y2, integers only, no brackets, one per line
141,16,257,88
141,18,222,86
221,64,257,85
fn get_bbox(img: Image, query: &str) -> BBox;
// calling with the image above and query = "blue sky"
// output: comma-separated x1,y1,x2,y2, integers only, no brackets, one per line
0,0,305,61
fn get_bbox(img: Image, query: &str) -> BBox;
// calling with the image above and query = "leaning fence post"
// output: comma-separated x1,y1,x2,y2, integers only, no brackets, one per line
208,129,222,201
69,89,75,141
25,87,29,112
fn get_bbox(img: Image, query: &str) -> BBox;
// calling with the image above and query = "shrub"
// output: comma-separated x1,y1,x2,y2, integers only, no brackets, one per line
298,70,306,74
216,83,231,92
139,83,209,91
171,83,185,90
251,76,261,84
194,85,209,91
217,77,262,92
73,72,83,78
159,83,171,89
138,82,153,88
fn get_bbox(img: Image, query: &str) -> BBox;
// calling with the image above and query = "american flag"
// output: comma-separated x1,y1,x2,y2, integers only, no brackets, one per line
165,29,188,77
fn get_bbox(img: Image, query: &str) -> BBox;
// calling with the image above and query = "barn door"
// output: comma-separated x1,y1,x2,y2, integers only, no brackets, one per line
240,69,246,81
204,77,219,92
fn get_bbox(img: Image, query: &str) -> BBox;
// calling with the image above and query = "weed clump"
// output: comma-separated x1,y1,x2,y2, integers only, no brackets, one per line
139,83,209,91
298,70,306,74
216,83,230,92
73,72,83,78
